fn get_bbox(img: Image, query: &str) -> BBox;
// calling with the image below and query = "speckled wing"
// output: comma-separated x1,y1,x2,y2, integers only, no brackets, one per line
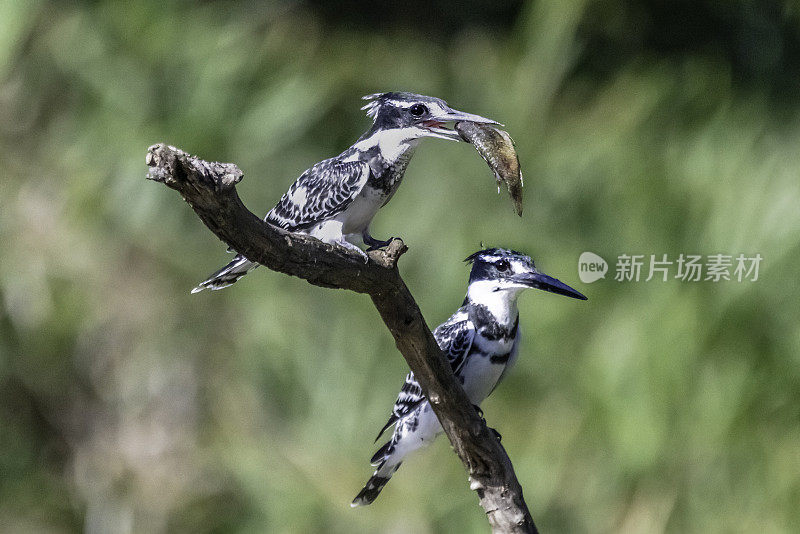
374,309,475,441
266,158,371,231
433,309,476,377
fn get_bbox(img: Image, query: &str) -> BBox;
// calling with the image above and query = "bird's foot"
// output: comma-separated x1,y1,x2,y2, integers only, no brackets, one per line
363,232,395,251
472,404,500,441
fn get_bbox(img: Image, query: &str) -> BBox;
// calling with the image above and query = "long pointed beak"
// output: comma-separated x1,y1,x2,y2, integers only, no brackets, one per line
421,107,502,141
442,108,501,126
510,271,587,300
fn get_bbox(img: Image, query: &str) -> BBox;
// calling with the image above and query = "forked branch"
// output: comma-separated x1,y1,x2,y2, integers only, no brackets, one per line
146,143,538,534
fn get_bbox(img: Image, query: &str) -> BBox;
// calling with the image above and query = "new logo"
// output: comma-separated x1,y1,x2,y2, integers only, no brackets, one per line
578,251,608,283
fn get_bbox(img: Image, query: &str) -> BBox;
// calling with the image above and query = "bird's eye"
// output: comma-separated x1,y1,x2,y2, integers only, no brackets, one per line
409,104,427,117
496,259,510,272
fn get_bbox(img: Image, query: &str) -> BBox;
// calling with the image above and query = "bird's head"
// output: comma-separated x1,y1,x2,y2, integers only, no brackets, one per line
361,92,499,141
465,248,587,301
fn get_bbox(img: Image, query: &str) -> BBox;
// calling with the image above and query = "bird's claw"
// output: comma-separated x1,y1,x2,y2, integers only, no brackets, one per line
363,232,395,251
365,238,395,251
472,404,500,441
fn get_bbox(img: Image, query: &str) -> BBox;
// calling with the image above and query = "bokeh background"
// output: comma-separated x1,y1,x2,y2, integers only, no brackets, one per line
2,1,800,532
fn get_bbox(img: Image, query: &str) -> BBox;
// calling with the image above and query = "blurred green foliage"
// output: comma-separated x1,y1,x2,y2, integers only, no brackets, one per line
2,1,800,532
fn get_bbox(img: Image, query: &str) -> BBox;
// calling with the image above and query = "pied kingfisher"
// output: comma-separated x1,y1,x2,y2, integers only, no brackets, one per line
352,248,587,507
192,92,498,293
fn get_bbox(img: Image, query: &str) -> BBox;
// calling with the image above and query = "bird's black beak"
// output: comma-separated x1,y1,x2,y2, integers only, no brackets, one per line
510,271,587,300
422,107,501,141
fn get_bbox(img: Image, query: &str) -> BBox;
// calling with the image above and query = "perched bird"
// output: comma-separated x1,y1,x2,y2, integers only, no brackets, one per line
192,92,498,293
352,248,587,507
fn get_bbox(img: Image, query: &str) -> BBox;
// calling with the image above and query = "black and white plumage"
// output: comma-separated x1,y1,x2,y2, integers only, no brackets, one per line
191,92,499,293
352,248,587,507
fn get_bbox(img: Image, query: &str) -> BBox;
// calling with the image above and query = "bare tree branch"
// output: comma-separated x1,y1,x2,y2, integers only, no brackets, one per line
146,143,539,534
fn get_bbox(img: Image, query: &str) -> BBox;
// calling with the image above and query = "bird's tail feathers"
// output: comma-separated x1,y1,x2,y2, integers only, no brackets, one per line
351,459,402,508
191,255,257,293
370,439,393,466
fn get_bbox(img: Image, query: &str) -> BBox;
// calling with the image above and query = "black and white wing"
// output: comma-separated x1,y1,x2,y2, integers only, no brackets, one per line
433,309,476,378
266,158,370,231
374,309,475,441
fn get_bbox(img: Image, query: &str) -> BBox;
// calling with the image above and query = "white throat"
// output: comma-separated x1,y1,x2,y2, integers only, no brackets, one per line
353,127,422,163
466,280,523,326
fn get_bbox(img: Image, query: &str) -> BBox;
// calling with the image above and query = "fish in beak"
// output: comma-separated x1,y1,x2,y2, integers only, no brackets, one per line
421,107,501,141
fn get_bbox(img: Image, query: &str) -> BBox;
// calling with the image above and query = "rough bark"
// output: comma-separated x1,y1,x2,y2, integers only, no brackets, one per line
146,143,539,534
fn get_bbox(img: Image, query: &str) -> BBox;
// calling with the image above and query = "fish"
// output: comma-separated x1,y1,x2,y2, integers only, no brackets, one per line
455,121,524,216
